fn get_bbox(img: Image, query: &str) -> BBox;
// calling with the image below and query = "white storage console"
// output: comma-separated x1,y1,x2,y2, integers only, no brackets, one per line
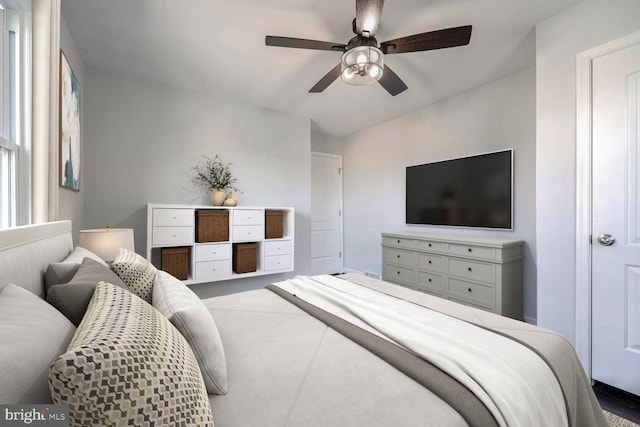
381,232,524,319
147,204,294,285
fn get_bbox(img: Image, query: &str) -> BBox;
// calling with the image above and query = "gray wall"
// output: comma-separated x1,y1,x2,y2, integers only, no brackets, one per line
536,0,640,344
340,67,538,322
82,67,312,297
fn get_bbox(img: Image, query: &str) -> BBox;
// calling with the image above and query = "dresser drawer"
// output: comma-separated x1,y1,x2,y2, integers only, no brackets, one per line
153,208,194,227
384,248,415,267
448,297,494,313
264,254,291,271
153,227,194,245
382,236,418,249
233,209,264,226
195,243,231,262
447,278,495,308
448,258,495,283
417,271,442,295
384,264,414,285
264,240,292,256
418,253,443,272
447,243,496,260
418,240,443,252
195,260,231,280
233,225,264,241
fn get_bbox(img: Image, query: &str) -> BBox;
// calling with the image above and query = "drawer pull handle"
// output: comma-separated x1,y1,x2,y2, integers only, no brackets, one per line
468,288,472,292
397,254,400,258
428,260,432,264
428,243,432,247
468,267,472,272
172,234,176,237
172,216,176,219
428,278,432,282
468,248,472,252
397,271,400,275
397,239,400,244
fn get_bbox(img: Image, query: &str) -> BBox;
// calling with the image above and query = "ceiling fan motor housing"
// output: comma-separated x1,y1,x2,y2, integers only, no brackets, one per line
341,36,384,85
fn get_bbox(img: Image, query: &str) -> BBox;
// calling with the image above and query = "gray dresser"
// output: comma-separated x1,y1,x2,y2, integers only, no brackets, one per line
381,232,524,320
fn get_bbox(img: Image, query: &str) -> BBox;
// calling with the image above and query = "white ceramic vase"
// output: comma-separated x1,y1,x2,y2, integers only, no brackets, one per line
209,189,227,206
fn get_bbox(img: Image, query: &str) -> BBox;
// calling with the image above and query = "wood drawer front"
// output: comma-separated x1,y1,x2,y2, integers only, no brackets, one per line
153,208,194,227
418,240,443,251
447,243,495,260
233,209,264,226
233,225,264,241
265,254,291,271
195,243,231,262
382,236,418,249
264,240,292,256
384,248,414,267
417,271,442,294
418,253,443,272
384,264,414,285
195,260,231,280
153,227,194,245
448,258,495,283
448,278,495,308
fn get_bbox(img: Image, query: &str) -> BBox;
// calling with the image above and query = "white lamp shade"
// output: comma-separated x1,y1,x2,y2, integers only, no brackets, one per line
78,228,135,262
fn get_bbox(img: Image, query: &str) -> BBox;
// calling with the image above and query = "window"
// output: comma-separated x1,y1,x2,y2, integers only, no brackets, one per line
0,2,30,228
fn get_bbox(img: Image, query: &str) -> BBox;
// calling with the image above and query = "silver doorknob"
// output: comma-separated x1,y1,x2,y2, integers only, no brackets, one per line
597,234,616,246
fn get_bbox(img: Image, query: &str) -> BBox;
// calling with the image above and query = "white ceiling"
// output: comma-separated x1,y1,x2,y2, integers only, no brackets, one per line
61,0,584,137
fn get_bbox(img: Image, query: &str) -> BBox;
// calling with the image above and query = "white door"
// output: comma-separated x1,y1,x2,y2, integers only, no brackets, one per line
592,41,640,396
310,152,343,275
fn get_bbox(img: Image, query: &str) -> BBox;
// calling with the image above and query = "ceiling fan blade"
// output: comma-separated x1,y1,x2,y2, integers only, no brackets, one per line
355,0,384,36
266,36,346,52
378,65,407,96
380,25,472,54
309,64,342,93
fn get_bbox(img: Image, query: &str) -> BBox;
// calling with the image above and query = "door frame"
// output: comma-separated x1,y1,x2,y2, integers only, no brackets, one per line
575,30,640,377
310,151,344,274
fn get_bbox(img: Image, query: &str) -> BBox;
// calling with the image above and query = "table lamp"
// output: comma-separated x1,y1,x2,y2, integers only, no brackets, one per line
78,227,135,263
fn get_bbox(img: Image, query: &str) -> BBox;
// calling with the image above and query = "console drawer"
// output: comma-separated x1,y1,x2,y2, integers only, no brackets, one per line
153,208,194,227
384,264,414,285
195,260,231,280
264,240,292,256
448,243,495,260
195,243,231,262
233,225,264,241
153,226,194,245
264,254,291,271
418,253,443,272
382,236,418,249
417,271,442,295
233,209,264,226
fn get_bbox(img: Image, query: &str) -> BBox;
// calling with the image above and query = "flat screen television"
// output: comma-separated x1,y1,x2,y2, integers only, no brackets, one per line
406,149,513,229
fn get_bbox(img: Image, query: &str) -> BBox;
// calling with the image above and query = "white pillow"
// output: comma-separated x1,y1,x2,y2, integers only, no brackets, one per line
152,271,228,395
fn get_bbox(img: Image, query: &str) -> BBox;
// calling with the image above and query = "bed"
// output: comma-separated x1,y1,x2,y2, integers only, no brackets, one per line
0,221,608,426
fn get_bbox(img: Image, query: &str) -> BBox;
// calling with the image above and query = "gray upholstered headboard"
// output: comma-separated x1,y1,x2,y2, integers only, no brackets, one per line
0,221,73,298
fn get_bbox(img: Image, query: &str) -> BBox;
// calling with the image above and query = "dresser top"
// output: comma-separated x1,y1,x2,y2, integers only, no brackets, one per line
382,231,524,248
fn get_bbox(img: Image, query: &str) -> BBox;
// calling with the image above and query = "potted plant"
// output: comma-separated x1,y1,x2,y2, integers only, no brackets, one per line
192,155,241,206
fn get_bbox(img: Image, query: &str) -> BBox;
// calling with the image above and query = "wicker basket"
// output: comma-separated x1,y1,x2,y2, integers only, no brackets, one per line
232,243,257,274
265,210,284,239
196,210,229,243
161,247,190,280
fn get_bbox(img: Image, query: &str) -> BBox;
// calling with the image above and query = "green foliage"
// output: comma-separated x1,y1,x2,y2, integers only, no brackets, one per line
192,155,241,192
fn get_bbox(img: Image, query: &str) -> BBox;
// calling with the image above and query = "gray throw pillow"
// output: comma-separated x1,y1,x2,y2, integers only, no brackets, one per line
44,246,109,294
0,283,76,404
47,258,128,326
152,270,228,395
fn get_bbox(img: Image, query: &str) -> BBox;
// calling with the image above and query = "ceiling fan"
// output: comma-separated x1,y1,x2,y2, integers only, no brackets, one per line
265,0,472,96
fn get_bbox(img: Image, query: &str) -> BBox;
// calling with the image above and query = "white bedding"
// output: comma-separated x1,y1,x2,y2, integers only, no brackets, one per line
273,275,568,427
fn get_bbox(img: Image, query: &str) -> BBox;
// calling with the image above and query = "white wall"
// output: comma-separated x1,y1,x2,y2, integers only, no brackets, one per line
82,68,312,297
536,0,640,343
311,125,342,156
58,16,84,239
341,67,538,322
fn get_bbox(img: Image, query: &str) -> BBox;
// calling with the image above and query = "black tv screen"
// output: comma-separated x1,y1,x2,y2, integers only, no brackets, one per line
406,150,513,229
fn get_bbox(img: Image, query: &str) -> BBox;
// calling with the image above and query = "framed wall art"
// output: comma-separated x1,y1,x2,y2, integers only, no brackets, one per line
59,50,81,191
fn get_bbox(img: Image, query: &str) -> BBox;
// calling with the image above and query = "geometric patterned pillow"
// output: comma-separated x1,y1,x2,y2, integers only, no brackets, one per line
110,248,156,303
49,282,214,427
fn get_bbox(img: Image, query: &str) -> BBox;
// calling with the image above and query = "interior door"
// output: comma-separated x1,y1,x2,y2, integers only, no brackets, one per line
592,41,640,396
310,152,343,275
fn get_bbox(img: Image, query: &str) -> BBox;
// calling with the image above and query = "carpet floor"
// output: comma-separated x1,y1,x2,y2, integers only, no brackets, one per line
605,411,640,427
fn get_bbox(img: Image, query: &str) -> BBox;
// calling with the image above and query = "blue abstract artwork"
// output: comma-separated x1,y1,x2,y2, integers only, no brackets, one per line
60,50,80,191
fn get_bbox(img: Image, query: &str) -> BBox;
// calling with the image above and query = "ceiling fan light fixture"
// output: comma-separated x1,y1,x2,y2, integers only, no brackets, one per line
340,45,384,86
